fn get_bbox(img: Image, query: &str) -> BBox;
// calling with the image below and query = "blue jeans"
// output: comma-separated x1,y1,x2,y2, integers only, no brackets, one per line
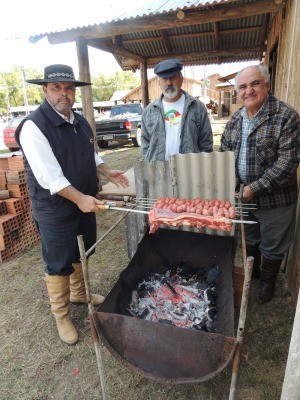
245,204,296,260
35,213,96,276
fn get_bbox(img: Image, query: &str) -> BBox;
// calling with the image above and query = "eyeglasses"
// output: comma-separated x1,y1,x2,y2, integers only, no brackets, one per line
237,80,265,92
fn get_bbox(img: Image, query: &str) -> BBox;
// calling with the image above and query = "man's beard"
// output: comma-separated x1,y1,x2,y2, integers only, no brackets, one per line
163,85,179,100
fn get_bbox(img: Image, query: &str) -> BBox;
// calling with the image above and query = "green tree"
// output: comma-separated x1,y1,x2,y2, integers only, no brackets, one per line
0,67,43,114
92,71,140,101
0,68,140,115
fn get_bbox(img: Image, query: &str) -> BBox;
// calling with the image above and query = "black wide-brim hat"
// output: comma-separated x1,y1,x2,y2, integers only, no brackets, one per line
26,64,91,87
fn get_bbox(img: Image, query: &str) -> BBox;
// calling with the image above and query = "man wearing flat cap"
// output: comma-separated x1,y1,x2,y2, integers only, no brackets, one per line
141,59,213,161
15,64,129,346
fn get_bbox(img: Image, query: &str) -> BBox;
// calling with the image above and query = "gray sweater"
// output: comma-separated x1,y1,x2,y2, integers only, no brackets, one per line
141,90,213,161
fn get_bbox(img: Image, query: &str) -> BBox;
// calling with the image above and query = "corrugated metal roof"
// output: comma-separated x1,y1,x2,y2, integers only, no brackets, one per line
116,0,238,21
27,0,283,69
27,0,234,41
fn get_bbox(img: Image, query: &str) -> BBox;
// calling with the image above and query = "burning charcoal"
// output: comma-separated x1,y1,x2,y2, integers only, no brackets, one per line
170,311,188,322
161,277,178,296
131,290,139,308
128,266,219,332
198,317,209,331
138,307,150,319
201,324,209,332
192,324,203,331
137,283,147,295
205,265,221,286
206,307,217,321
137,283,152,298
158,319,173,325
194,282,209,290
204,288,217,306
192,316,204,325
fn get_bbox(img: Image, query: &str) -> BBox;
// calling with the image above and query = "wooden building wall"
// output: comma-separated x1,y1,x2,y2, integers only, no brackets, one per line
122,76,204,103
270,0,300,110
205,73,221,102
265,0,300,307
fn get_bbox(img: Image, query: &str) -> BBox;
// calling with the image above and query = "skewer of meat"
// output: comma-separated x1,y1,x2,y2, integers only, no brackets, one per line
132,198,256,210
152,197,236,219
96,200,257,234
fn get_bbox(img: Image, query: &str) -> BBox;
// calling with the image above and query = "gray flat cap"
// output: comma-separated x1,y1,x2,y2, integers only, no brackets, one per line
154,59,183,78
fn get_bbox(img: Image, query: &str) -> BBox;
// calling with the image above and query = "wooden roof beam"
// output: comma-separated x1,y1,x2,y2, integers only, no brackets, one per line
120,45,266,67
159,30,173,53
122,26,261,45
45,0,285,44
214,22,220,49
259,14,269,45
88,38,145,62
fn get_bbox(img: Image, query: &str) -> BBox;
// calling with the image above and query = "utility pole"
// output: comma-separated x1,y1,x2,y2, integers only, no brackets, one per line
21,67,29,115
1,72,11,122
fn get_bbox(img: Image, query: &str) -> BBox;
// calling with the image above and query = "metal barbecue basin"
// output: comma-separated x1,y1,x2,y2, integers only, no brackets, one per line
93,229,237,384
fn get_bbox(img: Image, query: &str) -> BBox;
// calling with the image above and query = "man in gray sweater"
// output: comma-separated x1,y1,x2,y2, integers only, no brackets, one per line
141,59,213,161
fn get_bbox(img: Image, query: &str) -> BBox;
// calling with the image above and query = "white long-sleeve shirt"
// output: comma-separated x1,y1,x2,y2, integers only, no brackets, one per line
20,111,103,195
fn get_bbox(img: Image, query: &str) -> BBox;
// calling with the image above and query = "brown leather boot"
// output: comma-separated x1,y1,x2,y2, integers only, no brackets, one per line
257,258,282,304
70,263,105,306
44,274,78,345
246,244,261,279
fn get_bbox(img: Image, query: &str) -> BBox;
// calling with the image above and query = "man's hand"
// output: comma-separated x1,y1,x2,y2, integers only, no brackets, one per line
105,169,129,188
242,185,254,202
57,186,105,212
76,195,105,213
97,163,129,188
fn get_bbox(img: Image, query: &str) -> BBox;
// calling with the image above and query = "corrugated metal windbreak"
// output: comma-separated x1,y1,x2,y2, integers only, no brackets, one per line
128,151,236,256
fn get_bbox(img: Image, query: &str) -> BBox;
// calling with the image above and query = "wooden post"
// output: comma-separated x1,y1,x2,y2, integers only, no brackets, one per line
218,91,222,118
76,37,97,151
281,288,300,400
229,256,253,400
140,61,149,108
77,235,108,400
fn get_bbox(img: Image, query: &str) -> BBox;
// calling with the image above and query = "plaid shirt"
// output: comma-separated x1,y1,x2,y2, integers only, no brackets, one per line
220,93,300,209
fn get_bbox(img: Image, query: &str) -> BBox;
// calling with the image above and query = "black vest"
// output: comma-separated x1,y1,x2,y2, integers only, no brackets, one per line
15,100,98,224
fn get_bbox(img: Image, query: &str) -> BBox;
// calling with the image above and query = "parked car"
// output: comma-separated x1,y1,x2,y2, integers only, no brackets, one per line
3,116,25,151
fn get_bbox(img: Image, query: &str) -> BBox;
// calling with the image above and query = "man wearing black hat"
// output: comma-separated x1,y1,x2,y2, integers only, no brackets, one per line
15,64,129,345
141,59,213,161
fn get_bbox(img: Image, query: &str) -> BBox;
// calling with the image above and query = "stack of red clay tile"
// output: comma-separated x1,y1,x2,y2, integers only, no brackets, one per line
0,155,40,262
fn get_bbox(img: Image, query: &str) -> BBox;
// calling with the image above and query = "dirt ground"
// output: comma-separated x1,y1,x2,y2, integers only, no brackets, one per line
0,123,295,400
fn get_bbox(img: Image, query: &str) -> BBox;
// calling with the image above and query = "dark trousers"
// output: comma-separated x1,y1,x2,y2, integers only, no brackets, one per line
245,204,296,260
35,212,96,276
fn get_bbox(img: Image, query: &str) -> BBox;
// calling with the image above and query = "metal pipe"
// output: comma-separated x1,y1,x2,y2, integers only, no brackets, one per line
86,211,129,257
97,204,149,214
77,235,109,400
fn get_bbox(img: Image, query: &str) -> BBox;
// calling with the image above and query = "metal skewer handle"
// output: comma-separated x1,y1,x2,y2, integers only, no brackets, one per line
97,204,149,214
